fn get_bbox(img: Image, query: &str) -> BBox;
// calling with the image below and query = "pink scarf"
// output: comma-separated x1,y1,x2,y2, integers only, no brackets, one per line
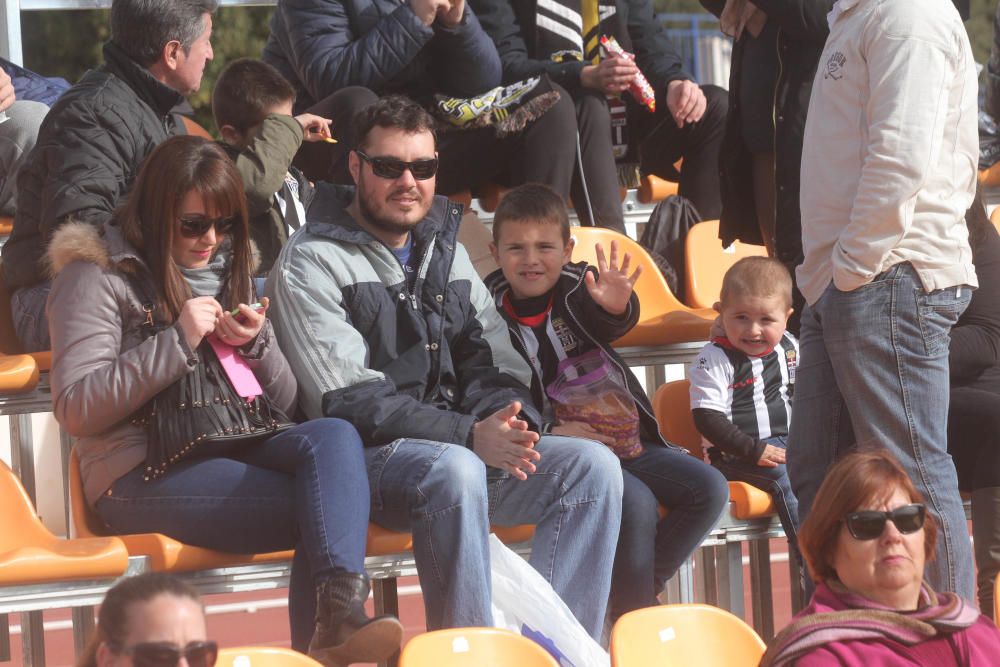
760,580,980,667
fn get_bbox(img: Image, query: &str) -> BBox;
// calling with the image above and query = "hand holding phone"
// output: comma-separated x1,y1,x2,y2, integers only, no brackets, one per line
230,301,266,320
217,297,269,347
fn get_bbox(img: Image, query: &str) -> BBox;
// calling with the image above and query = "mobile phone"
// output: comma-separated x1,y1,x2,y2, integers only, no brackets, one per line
230,302,266,320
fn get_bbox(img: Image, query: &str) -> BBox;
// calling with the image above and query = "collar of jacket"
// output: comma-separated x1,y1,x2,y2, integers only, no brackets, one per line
101,41,188,117
303,182,462,249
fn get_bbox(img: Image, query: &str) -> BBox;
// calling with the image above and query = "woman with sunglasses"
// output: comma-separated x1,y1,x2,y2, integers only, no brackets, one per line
49,135,402,666
80,573,216,667
761,449,1000,666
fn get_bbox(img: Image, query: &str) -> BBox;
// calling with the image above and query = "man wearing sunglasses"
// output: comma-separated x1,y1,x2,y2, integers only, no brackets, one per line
268,95,623,640
2,0,216,353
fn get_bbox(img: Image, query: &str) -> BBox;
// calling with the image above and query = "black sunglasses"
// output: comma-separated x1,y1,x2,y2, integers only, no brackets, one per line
355,150,438,180
844,503,926,541
112,640,218,667
179,215,236,239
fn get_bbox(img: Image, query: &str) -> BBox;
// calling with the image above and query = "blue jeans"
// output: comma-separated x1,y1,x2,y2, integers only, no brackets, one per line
613,442,729,616
786,263,974,602
360,435,623,640
713,436,800,554
94,418,370,649
11,281,51,352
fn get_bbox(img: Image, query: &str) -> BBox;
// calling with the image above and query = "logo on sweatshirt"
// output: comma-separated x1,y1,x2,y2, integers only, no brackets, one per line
825,51,846,80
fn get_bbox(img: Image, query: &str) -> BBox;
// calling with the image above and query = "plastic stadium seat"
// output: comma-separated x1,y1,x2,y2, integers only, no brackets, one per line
652,380,776,519
400,628,558,667
571,227,716,347
0,216,11,236
980,163,1000,187
637,174,679,204
610,603,765,667
684,220,768,309
0,460,129,585
181,116,214,140
217,647,323,667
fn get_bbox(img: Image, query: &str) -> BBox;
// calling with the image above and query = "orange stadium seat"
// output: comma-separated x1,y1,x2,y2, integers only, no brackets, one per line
400,628,558,667
610,603,765,667
652,380,776,520
217,647,324,667
684,220,768,309
571,227,716,347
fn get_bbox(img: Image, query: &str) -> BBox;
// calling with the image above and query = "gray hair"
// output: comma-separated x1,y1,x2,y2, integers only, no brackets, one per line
111,0,218,67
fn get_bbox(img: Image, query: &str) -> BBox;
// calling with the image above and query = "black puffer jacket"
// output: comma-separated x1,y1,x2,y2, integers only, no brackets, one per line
262,0,502,111
3,41,189,291
469,0,693,99
700,0,833,267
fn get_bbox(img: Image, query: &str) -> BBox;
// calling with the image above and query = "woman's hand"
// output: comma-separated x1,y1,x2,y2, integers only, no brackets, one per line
177,296,224,350
215,296,269,348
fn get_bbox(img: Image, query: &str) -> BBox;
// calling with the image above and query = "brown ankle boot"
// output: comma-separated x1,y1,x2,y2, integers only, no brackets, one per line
307,573,403,666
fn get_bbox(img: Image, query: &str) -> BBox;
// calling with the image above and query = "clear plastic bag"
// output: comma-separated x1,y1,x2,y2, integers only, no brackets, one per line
546,349,643,459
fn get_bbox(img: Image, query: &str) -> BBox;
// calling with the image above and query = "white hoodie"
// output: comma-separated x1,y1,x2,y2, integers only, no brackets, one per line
797,0,978,305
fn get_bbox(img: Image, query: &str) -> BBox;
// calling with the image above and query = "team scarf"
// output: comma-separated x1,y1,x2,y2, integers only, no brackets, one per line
760,580,980,667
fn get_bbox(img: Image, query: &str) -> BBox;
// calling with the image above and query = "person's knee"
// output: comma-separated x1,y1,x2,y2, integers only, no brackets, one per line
575,91,611,128
559,441,624,497
531,82,578,138
621,475,659,531
298,418,365,452
418,444,488,507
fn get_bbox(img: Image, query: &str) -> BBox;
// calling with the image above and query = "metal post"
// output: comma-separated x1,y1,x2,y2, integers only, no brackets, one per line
9,413,35,504
20,610,45,667
718,542,744,619
0,0,22,63
700,546,718,606
0,614,10,662
71,607,95,659
748,540,774,641
372,578,399,667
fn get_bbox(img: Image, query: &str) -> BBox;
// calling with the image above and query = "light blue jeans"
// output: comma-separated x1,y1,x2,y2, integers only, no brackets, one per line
363,435,623,640
787,263,974,602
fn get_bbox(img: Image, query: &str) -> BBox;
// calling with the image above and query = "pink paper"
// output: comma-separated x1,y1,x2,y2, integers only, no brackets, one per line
207,336,262,400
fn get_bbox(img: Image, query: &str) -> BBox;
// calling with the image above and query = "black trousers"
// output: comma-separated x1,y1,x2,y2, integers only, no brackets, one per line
948,385,1000,491
296,85,577,201
573,85,727,232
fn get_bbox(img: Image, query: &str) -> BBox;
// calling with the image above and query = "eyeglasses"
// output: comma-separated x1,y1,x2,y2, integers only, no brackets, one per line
179,215,236,239
844,503,926,541
111,640,218,667
355,150,438,180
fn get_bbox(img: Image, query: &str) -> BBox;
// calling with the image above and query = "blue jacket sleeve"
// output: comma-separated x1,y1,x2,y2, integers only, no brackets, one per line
427,8,503,96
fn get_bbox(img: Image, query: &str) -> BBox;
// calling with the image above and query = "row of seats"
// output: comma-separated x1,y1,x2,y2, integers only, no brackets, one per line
400,604,766,667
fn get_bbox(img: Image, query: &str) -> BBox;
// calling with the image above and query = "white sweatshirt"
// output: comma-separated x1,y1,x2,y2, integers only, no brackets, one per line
797,0,978,305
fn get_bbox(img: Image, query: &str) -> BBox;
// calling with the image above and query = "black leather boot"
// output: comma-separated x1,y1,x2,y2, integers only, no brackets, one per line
308,572,403,666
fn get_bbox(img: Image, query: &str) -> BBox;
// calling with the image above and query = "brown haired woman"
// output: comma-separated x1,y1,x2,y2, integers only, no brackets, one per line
762,450,1000,666
48,135,401,666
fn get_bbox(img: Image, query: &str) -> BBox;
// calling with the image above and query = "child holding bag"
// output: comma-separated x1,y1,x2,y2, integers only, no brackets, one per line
484,183,729,620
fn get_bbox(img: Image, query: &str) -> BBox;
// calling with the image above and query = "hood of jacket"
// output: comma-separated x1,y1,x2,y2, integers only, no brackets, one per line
46,220,146,280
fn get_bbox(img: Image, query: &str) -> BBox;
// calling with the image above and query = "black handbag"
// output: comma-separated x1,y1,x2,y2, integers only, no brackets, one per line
128,278,295,481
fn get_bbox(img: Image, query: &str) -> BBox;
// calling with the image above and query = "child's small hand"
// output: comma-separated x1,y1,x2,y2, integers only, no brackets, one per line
296,114,335,143
584,240,642,316
756,444,786,468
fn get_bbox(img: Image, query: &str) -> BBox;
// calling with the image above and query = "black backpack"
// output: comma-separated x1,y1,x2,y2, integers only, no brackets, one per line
638,194,702,298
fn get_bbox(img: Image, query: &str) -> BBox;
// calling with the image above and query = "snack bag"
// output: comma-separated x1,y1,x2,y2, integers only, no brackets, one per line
600,35,656,113
546,349,643,459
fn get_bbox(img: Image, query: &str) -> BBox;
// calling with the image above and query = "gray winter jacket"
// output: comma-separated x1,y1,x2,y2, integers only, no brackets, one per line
266,183,539,446
47,222,297,507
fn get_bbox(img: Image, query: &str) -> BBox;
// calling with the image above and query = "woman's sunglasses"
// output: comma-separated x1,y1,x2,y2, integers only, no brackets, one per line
355,150,438,180
844,503,926,540
179,215,236,239
113,640,218,667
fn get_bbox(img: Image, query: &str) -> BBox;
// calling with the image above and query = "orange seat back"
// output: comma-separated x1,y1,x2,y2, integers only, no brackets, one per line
68,448,111,539
0,459,56,549
651,379,703,460
684,220,768,309
217,647,324,667
571,227,690,317
181,116,214,140
610,603,765,667
400,628,558,667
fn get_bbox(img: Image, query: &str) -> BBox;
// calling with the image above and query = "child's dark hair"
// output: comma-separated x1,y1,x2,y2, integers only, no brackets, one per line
77,573,202,667
719,256,793,310
212,58,296,133
492,183,570,244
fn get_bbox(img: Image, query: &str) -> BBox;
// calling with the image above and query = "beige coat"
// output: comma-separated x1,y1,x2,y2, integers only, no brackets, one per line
47,222,297,507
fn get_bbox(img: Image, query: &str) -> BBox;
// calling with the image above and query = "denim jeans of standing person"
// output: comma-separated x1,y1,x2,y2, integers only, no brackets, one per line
93,418,370,649
786,262,975,602
612,442,729,618
358,434,623,640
